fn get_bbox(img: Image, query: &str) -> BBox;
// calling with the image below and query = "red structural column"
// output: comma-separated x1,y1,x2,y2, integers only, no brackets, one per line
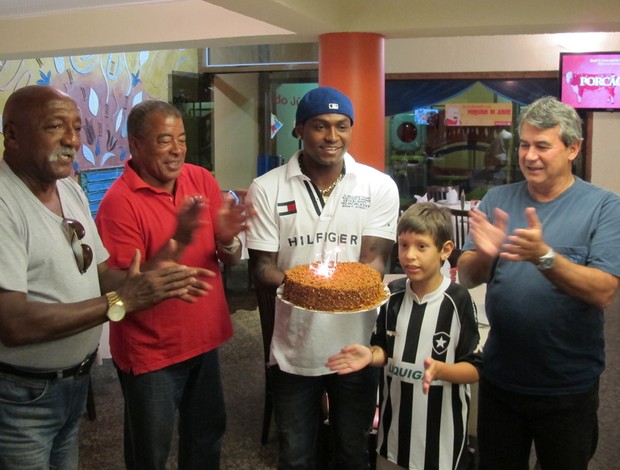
319,32,385,171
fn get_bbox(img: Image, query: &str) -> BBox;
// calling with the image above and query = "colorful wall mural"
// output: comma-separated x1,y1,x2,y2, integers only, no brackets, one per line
0,49,198,171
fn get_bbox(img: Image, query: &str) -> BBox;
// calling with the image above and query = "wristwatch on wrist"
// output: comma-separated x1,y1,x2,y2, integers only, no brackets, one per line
537,248,556,271
105,291,126,322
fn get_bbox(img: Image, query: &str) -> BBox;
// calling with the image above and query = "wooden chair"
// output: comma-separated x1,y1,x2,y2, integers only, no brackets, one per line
425,185,448,202
387,241,402,274
254,284,277,445
449,208,470,267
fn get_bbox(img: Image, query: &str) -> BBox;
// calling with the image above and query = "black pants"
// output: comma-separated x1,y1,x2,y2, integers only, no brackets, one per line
477,378,599,470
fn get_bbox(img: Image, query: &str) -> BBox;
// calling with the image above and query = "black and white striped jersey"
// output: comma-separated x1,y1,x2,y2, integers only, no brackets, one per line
372,276,481,470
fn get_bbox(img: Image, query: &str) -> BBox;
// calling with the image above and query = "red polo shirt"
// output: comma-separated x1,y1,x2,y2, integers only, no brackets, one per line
96,160,233,374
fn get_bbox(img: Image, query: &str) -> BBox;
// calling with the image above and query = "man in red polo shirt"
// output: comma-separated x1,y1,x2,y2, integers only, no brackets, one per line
96,100,247,469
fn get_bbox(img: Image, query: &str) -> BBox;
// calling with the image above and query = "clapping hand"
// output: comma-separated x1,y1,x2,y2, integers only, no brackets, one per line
117,248,214,311
173,196,206,247
216,192,251,245
500,207,547,264
469,207,508,258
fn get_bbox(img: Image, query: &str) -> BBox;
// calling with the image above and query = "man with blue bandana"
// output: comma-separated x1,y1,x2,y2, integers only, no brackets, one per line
247,87,400,469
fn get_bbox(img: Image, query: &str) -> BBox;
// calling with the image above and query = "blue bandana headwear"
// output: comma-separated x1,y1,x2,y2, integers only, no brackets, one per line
292,87,354,137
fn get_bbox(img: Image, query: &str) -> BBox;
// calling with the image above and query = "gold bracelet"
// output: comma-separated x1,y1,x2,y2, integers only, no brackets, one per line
217,236,240,253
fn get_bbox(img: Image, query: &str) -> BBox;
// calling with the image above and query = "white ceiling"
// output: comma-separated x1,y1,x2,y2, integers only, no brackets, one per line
0,0,619,59
0,0,181,18
207,0,620,39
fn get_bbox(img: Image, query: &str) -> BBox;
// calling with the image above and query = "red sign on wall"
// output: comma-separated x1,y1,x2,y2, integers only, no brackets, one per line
444,103,513,126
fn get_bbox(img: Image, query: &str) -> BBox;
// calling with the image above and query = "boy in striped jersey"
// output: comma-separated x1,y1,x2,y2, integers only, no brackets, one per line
327,202,482,470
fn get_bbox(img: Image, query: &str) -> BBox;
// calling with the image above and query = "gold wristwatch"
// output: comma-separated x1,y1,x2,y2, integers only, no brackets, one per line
105,291,126,322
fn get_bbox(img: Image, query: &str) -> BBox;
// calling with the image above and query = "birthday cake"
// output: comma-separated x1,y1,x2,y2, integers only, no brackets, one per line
282,261,388,312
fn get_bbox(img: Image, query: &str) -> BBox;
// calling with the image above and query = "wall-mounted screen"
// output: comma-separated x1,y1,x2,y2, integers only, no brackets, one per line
559,52,620,111
413,108,439,125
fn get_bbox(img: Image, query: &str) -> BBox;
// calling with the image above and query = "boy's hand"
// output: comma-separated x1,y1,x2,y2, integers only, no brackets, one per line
326,344,372,374
423,357,443,394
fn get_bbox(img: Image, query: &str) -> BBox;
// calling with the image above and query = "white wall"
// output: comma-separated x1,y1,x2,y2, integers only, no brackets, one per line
213,73,259,191
385,33,620,194
592,112,620,193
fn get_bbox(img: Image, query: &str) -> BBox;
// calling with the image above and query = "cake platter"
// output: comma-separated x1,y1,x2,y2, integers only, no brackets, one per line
276,285,390,315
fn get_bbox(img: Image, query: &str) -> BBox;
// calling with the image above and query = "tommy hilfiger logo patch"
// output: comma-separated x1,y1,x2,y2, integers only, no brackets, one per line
278,200,297,216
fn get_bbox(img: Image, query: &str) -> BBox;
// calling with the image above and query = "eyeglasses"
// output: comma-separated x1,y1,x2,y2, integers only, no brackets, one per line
62,218,93,274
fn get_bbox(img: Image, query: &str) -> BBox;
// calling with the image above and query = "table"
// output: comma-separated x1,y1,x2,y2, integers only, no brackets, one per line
436,200,476,211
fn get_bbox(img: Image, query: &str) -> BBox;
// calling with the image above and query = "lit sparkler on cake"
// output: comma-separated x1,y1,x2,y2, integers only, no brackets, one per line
281,257,389,313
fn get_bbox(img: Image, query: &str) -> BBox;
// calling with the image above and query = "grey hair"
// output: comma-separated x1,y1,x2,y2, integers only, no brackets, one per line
127,100,182,138
518,96,583,147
